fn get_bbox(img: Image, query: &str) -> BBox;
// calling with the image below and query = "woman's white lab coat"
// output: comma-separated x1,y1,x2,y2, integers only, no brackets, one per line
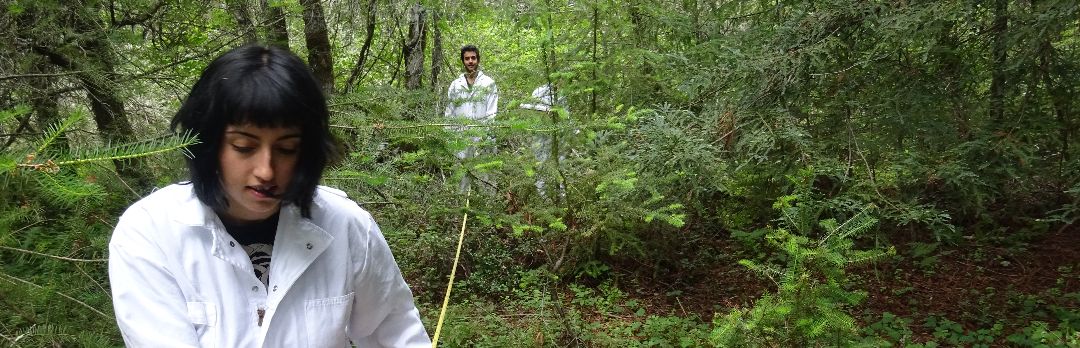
108,184,430,347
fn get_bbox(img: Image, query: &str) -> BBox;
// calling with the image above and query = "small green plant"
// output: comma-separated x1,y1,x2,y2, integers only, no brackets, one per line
1006,320,1080,348
862,312,915,345
922,316,1001,347
710,202,895,347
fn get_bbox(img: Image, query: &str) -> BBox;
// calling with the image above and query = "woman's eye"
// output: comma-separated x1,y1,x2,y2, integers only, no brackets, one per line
277,147,299,155
231,145,255,153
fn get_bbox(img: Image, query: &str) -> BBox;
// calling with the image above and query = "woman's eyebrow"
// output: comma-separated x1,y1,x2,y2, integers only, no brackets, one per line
224,130,260,140
224,130,302,141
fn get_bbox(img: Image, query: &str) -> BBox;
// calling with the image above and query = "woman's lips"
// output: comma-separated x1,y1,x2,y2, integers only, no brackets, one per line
249,186,280,199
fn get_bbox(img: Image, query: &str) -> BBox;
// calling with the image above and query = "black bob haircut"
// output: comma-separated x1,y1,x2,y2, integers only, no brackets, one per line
459,44,480,62
170,45,336,219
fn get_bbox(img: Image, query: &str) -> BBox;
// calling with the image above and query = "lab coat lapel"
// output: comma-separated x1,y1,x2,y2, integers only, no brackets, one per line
269,205,333,298
176,195,253,272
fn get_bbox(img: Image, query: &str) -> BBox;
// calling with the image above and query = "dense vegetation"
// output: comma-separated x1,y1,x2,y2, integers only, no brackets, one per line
1,0,1078,346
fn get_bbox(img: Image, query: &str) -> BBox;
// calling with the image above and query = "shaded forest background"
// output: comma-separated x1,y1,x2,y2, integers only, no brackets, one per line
1,0,1078,346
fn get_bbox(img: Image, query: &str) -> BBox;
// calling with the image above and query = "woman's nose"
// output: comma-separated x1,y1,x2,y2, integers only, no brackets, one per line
252,148,274,181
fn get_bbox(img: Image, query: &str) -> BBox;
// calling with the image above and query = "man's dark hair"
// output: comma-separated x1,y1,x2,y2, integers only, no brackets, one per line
170,45,337,218
460,44,480,62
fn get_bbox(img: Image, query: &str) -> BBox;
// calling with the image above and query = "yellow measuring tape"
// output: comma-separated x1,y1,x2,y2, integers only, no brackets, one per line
431,192,470,348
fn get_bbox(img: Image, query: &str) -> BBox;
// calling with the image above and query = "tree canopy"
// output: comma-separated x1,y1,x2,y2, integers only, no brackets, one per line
1,0,1078,346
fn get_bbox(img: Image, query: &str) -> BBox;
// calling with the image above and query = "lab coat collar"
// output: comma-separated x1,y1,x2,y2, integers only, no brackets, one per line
167,190,335,293
268,204,334,297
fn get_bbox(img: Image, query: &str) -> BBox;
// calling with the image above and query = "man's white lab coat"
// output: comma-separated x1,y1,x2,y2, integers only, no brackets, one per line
444,71,498,121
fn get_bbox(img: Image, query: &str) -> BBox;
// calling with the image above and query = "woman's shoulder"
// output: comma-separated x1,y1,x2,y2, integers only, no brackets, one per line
112,184,206,245
123,184,201,217
312,185,373,221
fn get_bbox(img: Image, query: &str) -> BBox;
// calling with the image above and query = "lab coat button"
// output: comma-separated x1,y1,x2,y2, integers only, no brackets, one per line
251,286,258,292
229,241,235,247
273,285,278,292
305,242,313,250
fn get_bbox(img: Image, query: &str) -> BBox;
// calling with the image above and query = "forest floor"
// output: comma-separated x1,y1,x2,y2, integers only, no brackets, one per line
613,225,1079,342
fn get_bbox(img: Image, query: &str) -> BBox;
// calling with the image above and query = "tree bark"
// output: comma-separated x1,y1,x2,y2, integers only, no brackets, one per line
989,0,1008,125
226,0,258,43
403,4,426,90
300,0,334,93
430,9,442,92
29,60,66,153
260,0,290,49
32,41,153,191
591,5,600,114
345,0,378,93
1039,37,1073,167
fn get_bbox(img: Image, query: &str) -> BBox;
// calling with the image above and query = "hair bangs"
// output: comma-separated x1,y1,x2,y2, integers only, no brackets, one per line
215,70,310,129
172,45,334,219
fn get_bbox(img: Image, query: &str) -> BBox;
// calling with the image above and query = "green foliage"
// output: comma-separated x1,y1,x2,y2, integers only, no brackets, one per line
912,316,1003,348
2,0,1080,345
0,107,198,346
861,312,915,346
711,202,895,347
1006,321,1080,348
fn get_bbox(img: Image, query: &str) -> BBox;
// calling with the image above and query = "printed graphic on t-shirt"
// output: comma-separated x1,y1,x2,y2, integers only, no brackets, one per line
244,243,273,286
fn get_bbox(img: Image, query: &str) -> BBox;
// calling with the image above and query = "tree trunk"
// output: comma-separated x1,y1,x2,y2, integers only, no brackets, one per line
260,0,290,49
933,20,971,140
29,60,66,153
590,5,599,114
345,0,378,93
430,9,442,92
32,40,153,191
83,45,152,190
300,0,334,93
1039,38,1073,168
404,4,426,90
989,0,1008,125
226,0,258,43
67,5,154,190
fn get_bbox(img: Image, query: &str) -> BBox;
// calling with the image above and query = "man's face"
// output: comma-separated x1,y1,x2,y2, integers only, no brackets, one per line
462,51,479,74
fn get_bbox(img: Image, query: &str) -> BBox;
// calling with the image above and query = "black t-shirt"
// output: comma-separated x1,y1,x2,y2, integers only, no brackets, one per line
223,212,278,287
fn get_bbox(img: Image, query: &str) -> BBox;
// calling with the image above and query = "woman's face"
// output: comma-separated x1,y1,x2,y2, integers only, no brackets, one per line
217,124,301,224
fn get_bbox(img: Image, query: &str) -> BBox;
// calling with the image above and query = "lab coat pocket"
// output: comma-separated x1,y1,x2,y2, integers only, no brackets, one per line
186,301,217,343
304,292,354,348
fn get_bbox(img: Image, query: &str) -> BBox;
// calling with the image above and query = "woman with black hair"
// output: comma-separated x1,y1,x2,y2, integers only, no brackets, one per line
108,45,430,347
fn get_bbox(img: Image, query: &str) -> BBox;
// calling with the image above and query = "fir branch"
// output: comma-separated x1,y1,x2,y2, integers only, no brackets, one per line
0,272,111,320
0,71,86,81
819,205,877,247
15,132,199,173
34,172,105,206
332,122,570,138
0,245,107,263
56,133,198,166
34,111,85,156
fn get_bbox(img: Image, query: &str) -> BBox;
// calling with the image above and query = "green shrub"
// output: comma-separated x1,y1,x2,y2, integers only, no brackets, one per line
711,202,894,347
